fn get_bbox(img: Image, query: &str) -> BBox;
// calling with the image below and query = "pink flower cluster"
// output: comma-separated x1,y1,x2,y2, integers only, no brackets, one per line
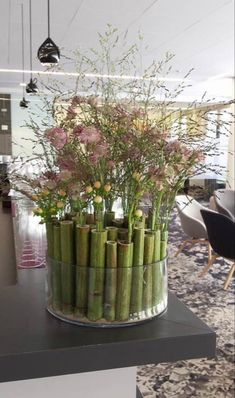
72,125,101,144
45,128,67,150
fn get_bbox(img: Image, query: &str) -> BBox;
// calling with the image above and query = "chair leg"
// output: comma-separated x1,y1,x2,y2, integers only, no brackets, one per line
199,254,216,277
175,240,189,257
223,263,235,290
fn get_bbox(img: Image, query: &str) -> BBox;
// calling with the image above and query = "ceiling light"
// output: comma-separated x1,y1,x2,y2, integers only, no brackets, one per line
37,0,60,66
26,0,38,94
26,77,39,94
19,97,29,108
19,82,26,87
0,68,190,83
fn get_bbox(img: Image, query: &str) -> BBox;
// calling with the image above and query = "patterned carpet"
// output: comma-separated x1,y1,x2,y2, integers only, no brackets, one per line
137,207,235,398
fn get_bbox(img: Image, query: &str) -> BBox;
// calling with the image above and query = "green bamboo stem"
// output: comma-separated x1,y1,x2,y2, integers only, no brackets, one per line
148,207,156,230
118,228,128,241
75,225,90,316
60,220,74,314
104,241,117,321
135,216,146,229
51,224,62,311
88,229,107,321
130,228,144,315
86,213,95,225
46,222,54,258
116,242,133,321
160,230,168,260
106,226,118,241
94,208,104,232
104,211,115,227
143,233,154,314
152,229,162,308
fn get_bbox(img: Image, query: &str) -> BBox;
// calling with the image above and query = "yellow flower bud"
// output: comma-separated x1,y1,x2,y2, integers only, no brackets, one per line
135,209,143,218
104,183,111,192
85,185,93,194
50,207,56,213
33,207,43,215
132,172,141,181
94,181,101,189
31,194,38,201
41,189,50,197
56,201,64,209
58,189,66,197
94,195,103,204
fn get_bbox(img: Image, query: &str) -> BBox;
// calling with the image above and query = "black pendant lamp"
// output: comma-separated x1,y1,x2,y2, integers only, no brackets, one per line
37,0,60,66
26,0,38,94
20,4,29,109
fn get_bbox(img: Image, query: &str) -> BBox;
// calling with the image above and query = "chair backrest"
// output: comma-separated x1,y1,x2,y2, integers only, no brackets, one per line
176,195,204,221
175,195,208,239
214,189,235,220
200,209,235,260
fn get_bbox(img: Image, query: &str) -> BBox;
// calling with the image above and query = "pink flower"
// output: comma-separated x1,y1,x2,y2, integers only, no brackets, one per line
94,142,108,156
89,154,99,165
79,126,101,144
45,128,67,150
46,180,57,189
107,160,115,169
58,170,72,181
71,96,84,106
66,106,76,119
73,125,84,138
57,155,75,171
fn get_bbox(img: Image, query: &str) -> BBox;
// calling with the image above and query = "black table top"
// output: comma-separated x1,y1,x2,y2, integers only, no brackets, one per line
0,269,216,383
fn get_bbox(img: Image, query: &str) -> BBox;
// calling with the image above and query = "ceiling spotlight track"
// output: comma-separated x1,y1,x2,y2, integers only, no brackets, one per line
20,3,29,108
26,0,38,94
37,0,60,66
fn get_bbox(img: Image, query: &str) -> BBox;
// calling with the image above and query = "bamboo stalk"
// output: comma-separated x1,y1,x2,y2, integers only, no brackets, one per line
46,222,54,258
104,211,115,227
118,228,128,241
60,220,74,314
51,224,62,311
143,233,154,315
116,242,133,321
161,231,168,260
106,226,118,241
135,216,146,229
104,241,117,321
87,229,107,321
86,213,95,225
75,225,90,316
130,228,144,316
152,229,161,308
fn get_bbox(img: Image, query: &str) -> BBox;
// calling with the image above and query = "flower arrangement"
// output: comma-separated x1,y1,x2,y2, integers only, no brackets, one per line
11,26,230,325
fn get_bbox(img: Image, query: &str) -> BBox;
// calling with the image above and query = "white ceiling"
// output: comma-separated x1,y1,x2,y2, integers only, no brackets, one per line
0,0,234,100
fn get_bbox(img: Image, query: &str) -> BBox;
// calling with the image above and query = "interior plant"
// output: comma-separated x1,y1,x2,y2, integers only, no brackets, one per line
10,25,233,325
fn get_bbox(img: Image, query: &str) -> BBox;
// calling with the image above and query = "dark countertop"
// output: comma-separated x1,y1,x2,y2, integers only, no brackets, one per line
0,205,17,287
0,269,216,383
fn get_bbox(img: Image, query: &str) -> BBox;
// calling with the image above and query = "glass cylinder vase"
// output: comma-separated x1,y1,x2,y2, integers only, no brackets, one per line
46,256,167,327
